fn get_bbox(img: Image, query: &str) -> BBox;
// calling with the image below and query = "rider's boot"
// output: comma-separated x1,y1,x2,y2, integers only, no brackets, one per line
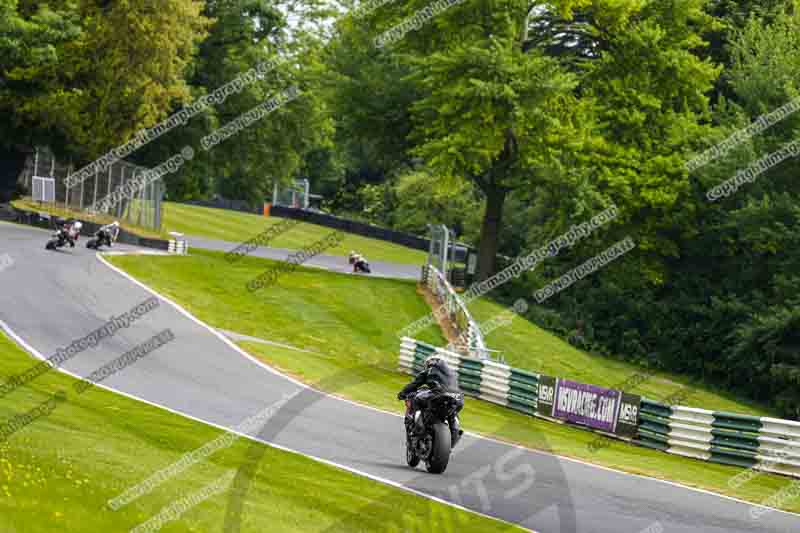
449,415,464,447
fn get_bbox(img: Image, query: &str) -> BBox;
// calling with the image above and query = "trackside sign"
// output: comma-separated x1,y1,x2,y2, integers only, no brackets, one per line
537,375,640,437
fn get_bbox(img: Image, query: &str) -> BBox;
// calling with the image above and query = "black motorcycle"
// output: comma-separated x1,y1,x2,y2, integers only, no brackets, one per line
354,258,371,273
348,254,371,274
46,227,74,250
404,391,463,474
87,228,114,250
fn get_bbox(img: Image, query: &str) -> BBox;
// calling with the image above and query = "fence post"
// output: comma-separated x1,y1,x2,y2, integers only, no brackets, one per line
92,168,99,211
32,148,38,190
79,166,84,210
137,174,145,226
154,180,162,230
116,167,124,219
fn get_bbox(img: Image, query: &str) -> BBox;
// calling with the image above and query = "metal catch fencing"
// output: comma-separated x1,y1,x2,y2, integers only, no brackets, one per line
422,264,492,360
17,147,163,231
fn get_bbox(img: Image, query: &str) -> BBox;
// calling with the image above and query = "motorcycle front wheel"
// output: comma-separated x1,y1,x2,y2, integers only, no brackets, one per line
86,239,98,249
46,239,57,250
425,422,452,474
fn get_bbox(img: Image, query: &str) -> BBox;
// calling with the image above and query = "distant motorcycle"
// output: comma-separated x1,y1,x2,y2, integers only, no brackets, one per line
348,252,371,274
86,222,119,250
354,258,371,273
404,391,463,473
46,221,82,250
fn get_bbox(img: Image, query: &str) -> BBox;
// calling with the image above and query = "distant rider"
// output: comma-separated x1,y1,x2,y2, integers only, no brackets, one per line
64,220,83,247
397,355,464,447
98,221,120,247
349,251,368,273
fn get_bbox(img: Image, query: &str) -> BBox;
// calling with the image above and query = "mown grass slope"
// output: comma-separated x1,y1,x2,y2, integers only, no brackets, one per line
162,202,427,265
105,249,800,512
0,331,518,533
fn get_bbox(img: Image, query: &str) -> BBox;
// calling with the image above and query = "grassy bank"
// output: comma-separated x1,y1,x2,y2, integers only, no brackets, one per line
162,202,427,265
10,199,428,266
0,331,522,532
105,249,800,512
467,298,774,416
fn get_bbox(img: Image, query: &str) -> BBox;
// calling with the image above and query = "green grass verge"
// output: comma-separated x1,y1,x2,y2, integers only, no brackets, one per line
108,248,445,360
10,199,428,266
105,250,800,513
161,202,427,265
0,332,522,532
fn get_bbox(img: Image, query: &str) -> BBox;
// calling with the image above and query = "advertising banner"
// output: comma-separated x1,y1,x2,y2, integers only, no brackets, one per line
537,375,640,437
615,391,641,438
536,375,557,418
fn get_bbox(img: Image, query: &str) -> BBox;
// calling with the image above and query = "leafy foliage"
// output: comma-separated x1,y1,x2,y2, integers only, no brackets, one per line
5,0,800,415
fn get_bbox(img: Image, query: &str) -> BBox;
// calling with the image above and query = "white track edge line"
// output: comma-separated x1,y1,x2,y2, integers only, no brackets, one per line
94,252,800,519
0,317,531,533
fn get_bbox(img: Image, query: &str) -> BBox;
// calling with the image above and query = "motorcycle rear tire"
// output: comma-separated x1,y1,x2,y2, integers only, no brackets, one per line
425,422,452,474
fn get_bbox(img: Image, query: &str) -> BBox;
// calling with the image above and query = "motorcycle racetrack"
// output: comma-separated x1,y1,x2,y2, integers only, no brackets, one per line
1,221,799,532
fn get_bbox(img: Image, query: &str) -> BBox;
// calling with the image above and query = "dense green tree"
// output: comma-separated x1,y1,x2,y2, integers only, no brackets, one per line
0,0,81,149
137,0,334,205
350,0,602,279
389,170,482,240
520,1,800,415
21,0,208,160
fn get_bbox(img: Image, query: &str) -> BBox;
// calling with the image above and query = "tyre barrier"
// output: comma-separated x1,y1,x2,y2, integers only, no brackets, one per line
634,399,800,478
399,337,800,479
399,337,537,415
167,239,188,255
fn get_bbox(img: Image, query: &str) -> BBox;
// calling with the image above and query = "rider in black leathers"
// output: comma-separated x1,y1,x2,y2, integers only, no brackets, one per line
398,356,464,447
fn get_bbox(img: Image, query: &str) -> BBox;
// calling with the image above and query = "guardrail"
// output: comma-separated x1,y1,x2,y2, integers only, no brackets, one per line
399,337,800,479
635,399,800,478
421,264,491,360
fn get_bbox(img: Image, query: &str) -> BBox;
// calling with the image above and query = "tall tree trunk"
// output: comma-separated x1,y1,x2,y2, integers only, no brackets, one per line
477,183,507,281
